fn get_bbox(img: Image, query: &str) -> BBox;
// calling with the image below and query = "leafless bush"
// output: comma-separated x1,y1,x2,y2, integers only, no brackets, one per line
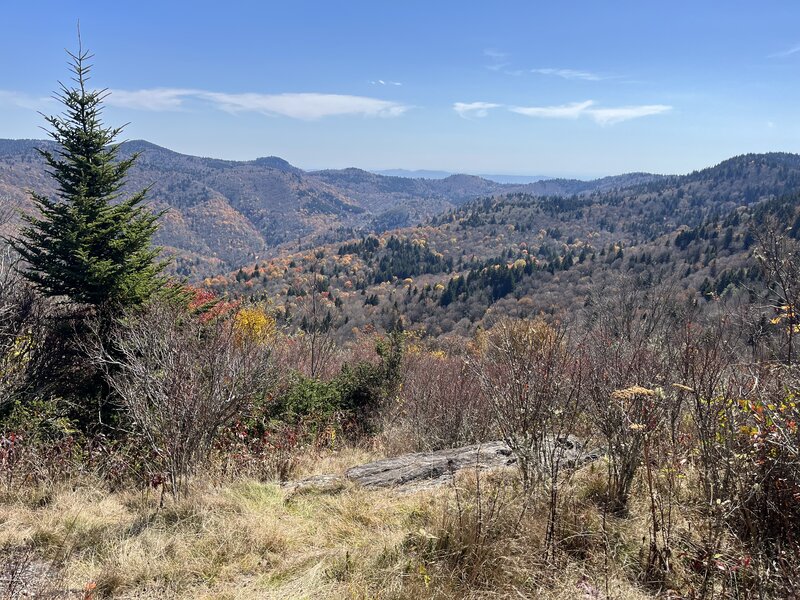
715,364,800,596
470,317,584,559
382,347,490,453
0,430,83,491
476,319,584,487
590,381,665,513
673,321,737,499
582,277,676,513
213,420,302,483
92,300,275,497
584,329,670,582
0,243,41,410
289,267,338,379
753,215,800,364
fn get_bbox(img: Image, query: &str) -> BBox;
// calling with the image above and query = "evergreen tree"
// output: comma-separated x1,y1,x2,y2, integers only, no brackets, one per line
8,42,167,430
12,44,165,317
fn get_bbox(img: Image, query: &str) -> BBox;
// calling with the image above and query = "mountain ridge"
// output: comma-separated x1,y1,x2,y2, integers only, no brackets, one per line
374,168,554,184
2,138,797,279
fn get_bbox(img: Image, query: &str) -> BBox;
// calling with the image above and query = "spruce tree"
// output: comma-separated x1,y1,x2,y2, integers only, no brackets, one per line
9,42,167,430
12,44,165,317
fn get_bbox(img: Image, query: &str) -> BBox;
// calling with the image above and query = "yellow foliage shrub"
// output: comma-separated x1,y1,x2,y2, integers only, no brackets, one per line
234,306,276,343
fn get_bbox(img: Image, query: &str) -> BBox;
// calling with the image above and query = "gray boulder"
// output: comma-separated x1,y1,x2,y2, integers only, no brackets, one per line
345,441,515,489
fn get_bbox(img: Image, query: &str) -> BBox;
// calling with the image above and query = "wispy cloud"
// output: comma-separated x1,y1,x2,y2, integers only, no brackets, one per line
587,104,672,125
104,88,411,119
483,48,508,60
453,101,503,119
0,90,53,110
531,68,605,81
370,79,402,86
486,62,511,72
509,100,671,124
484,48,518,74
510,100,594,119
106,88,192,111
202,91,410,119
769,44,800,58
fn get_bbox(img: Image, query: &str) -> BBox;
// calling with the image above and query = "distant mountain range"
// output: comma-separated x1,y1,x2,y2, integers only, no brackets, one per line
0,137,692,277
373,169,552,185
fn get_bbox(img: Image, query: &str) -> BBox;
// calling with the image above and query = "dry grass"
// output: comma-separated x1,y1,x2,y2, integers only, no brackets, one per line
0,466,437,598
0,452,736,599
292,446,380,479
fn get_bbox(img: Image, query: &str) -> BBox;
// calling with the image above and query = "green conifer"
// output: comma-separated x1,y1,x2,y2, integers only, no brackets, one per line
12,43,165,317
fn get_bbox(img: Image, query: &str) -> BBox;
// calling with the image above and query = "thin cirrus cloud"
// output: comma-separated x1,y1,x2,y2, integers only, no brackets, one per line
370,79,402,86
769,43,800,58
0,90,53,110
486,63,511,72
459,99,671,125
104,88,411,119
510,100,595,119
107,88,191,111
483,48,508,60
587,104,672,125
199,91,410,119
511,100,671,125
484,48,514,73
453,102,503,119
531,68,606,81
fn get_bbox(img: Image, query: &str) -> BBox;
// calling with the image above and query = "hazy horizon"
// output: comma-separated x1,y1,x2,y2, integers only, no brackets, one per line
8,134,762,180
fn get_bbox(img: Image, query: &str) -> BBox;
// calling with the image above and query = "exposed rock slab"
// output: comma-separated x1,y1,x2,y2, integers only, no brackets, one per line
345,437,601,490
284,437,602,494
344,441,514,489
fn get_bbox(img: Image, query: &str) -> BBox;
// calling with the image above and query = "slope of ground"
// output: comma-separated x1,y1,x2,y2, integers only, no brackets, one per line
0,446,702,600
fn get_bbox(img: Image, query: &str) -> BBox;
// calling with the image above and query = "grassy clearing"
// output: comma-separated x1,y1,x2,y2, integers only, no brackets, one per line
0,452,715,600
0,474,436,598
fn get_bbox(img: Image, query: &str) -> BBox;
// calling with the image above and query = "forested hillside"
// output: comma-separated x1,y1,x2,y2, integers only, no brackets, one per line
208,152,800,339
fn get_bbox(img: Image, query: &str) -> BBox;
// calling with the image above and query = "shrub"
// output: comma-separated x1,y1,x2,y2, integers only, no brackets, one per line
470,317,584,560
0,245,42,412
383,346,490,453
267,330,404,441
582,277,677,513
471,318,582,493
214,420,302,482
0,398,81,489
271,373,343,437
94,300,275,497
601,385,665,513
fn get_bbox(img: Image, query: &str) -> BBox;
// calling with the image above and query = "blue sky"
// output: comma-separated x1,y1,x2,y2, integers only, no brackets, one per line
1,1,800,177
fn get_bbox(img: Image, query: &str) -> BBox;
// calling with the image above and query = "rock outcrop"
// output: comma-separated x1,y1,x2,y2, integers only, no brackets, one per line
347,436,601,490
344,441,515,490
284,437,602,494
